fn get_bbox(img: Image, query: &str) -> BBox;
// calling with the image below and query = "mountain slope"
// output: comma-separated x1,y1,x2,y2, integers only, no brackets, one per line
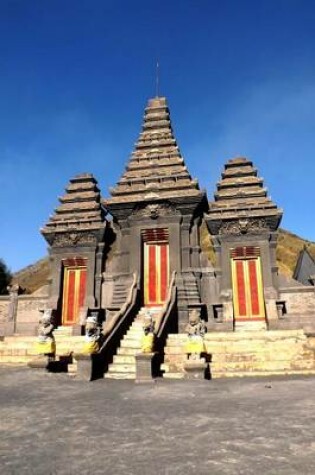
200,226,315,278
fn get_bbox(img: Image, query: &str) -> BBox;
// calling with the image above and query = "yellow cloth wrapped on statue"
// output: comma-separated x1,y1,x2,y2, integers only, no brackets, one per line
185,335,205,355
81,340,99,355
141,334,154,353
35,340,56,355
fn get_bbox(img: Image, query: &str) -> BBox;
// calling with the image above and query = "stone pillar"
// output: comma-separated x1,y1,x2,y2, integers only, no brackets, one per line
270,232,280,290
264,287,279,324
181,218,191,270
190,217,201,268
86,251,96,308
135,353,156,383
48,254,62,310
213,236,222,290
94,243,104,308
4,284,20,335
119,224,131,273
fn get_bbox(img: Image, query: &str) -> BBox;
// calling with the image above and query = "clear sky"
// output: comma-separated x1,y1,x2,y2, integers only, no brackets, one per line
0,0,315,272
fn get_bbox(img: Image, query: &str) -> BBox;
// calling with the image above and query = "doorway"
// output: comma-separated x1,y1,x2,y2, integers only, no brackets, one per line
142,229,169,306
61,259,87,325
230,247,265,321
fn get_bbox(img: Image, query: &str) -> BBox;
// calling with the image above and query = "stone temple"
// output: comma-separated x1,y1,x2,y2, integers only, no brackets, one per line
1,96,315,378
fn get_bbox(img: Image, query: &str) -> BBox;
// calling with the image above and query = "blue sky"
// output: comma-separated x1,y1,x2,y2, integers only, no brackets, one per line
0,0,315,271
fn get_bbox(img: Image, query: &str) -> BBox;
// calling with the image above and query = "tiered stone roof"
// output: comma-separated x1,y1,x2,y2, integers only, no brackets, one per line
207,157,283,235
41,174,106,245
105,97,205,209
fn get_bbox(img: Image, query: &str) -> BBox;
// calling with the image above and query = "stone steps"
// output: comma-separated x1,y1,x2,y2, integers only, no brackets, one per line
119,339,142,349
104,310,143,379
211,369,315,378
113,355,135,364
162,330,315,379
104,306,162,379
0,335,85,365
163,372,185,379
105,373,135,380
108,363,136,373
117,347,139,356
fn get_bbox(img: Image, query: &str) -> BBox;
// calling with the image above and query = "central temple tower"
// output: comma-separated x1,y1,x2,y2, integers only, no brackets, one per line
103,97,208,330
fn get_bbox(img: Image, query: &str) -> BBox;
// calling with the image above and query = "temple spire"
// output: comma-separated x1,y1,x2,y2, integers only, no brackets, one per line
105,97,204,208
207,157,283,235
155,61,159,97
41,173,106,246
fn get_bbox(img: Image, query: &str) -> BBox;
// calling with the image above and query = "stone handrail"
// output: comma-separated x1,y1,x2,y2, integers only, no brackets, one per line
99,272,139,352
155,271,177,339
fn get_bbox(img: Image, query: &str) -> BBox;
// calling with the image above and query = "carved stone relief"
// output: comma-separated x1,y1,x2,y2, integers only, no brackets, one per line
132,203,180,220
219,218,268,235
53,232,98,247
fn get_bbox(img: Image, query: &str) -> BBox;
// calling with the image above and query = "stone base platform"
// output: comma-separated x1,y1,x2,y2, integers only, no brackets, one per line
0,334,85,366
162,330,315,379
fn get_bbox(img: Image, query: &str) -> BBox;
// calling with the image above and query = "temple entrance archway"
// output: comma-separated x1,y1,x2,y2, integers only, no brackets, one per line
230,247,265,321
61,258,87,325
142,229,169,307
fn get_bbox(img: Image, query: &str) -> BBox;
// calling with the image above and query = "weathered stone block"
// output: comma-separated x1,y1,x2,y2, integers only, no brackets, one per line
184,358,207,380
135,352,156,383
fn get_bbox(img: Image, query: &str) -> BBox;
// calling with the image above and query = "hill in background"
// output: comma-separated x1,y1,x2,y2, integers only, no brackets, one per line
11,228,315,294
199,227,315,278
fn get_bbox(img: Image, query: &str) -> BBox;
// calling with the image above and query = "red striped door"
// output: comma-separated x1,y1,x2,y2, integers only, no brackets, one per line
144,242,169,306
231,257,265,320
61,267,87,325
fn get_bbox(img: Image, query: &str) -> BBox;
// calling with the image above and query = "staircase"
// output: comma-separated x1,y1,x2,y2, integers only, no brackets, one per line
105,306,161,379
0,327,85,365
162,330,315,379
111,281,130,308
177,272,201,307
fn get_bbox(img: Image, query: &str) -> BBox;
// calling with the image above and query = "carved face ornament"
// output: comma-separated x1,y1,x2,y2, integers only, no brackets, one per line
238,218,249,234
148,204,159,219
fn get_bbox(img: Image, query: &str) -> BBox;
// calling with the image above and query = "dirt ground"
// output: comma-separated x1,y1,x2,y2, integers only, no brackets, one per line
1,367,315,475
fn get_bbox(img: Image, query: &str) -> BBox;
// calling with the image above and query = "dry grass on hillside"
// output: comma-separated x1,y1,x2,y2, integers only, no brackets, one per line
276,229,315,277
12,258,50,294
200,225,315,278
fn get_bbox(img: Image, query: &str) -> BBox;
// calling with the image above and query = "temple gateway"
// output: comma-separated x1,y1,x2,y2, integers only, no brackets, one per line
1,96,315,378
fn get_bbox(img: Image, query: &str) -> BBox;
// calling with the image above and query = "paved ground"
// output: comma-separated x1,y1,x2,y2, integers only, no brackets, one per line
0,368,315,475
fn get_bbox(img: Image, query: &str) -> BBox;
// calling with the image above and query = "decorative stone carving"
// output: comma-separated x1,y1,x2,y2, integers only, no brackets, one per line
35,309,56,356
132,203,179,220
184,309,207,359
220,289,233,302
81,313,101,355
7,283,21,323
219,218,268,235
53,232,98,247
141,310,155,353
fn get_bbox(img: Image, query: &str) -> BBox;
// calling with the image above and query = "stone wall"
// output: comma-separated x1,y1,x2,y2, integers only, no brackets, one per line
163,330,315,378
17,296,49,323
15,295,49,334
0,297,10,324
279,287,315,315
0,294,49,335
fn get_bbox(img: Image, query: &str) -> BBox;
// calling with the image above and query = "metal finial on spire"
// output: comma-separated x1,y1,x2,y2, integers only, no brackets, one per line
155,61,159,97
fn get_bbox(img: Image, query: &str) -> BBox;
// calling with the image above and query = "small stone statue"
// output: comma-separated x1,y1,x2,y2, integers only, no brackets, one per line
185,309,207,360
36,309,56,356
141,310,155,353
82,314,101,355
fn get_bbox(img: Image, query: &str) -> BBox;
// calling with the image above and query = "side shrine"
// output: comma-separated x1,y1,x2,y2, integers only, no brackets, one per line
1,96,315,379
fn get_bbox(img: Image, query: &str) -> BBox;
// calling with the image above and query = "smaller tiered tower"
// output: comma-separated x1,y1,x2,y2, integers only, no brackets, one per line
205,157,283,330
41,174,107,329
